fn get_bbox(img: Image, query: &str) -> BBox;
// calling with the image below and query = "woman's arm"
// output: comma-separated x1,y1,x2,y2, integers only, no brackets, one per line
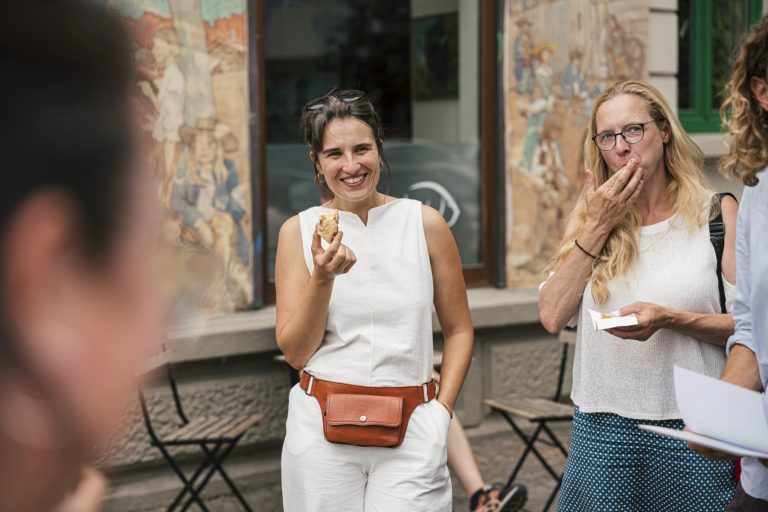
539,161,645,333
422,205,473,414
275,216,356,369
608,195,739,346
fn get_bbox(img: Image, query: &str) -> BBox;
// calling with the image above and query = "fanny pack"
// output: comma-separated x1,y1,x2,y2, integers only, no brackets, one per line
299,371,437,448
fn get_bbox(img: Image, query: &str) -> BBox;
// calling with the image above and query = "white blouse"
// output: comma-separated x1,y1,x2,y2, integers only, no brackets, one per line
298,199,435,387
564,216,735,420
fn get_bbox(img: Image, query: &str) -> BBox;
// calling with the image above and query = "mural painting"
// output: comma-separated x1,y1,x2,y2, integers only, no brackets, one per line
110,0,253,313
503,0,648,288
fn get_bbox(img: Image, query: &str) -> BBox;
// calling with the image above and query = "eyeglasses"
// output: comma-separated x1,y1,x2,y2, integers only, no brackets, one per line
591,120,657,151
303,90,366,112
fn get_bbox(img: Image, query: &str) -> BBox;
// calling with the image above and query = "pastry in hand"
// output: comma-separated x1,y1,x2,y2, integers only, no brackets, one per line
318,210,339,243
600,312,617,319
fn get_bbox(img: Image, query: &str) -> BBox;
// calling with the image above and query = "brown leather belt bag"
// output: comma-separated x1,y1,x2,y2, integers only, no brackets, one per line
299,371,437,448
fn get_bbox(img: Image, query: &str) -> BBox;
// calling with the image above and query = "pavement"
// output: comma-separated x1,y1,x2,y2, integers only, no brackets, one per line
176,417,573,512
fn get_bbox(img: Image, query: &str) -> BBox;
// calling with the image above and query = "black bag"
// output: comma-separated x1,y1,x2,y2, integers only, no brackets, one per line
708,192,737,314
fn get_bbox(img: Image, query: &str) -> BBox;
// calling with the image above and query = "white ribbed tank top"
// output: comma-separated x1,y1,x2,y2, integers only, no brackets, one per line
297,198,434,387
571,216,735,420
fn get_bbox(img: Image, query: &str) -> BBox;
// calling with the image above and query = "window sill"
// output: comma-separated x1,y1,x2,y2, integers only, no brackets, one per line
167,287,541,363
691,133,729,158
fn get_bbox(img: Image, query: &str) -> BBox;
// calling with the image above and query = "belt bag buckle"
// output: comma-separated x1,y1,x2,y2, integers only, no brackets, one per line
324,393,403,447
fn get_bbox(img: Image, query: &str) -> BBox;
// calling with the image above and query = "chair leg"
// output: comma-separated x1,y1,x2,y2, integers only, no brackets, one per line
168,442,224,512
501,416,544,488
500,412,563,482
179,440,249,512
541,422,569,457
153,442,211,512
543,479,562,512
204,440,253,511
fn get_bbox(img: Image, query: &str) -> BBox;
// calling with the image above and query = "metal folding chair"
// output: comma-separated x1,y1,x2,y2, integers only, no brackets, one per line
484,327,576,512
138,343,263,511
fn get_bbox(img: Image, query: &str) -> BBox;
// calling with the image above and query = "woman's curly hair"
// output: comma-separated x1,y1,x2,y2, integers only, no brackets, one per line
720,13,768,186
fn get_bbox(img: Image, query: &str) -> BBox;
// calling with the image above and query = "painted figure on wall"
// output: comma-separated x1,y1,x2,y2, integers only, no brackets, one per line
112,0,253,312
561,50,588,101
138,26,186,204
504,0,648,286
513,18,535,97
172,118,250,300
534,43,556,99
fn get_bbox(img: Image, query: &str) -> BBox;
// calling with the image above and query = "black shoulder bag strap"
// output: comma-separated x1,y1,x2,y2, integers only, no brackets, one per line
709,192,737,314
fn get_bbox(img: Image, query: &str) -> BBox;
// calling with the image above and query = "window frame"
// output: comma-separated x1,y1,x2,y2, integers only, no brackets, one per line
679,0,763,133
253,0,500,305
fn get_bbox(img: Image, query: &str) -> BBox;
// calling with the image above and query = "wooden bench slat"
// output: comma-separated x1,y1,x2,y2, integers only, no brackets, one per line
163,415,264,443
164,417,222,442
195,417,238,439
484,397,573,421
216,415,263,439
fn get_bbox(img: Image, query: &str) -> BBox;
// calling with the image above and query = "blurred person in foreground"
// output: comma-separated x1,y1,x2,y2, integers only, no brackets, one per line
688,13,768,512
0,1,166,511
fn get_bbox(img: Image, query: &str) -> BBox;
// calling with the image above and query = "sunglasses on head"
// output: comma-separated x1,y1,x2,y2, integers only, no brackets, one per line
304,90,366,111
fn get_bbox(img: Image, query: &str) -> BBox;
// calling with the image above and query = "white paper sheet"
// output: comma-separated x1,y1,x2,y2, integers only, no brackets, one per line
638,424,768,459
639,366,768,457
588,309,639,330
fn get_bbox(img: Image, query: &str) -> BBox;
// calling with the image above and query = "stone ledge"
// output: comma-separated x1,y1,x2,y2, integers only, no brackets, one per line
167,287,541,363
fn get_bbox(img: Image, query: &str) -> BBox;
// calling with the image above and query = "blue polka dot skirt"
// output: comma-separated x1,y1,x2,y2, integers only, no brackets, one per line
557,407,735,511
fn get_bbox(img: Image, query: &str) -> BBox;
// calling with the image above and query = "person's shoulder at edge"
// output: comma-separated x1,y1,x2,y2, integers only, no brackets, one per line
278,214,301,246
420,202,450,238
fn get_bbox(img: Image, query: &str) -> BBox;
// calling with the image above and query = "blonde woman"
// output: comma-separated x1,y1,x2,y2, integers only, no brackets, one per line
688,13,768,511
539,79,738,511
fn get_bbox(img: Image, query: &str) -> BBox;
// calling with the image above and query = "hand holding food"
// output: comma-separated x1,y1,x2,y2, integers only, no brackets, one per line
311,217,356,282
605,301,672,341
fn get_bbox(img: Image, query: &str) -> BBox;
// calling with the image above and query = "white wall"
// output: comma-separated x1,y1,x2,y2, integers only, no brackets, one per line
648,0,678,112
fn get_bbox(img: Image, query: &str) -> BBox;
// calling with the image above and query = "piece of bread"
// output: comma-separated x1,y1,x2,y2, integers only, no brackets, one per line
600,313,617,319
318,210,339,243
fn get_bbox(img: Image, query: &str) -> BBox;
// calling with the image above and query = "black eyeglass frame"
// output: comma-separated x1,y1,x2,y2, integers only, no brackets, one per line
303,90,367,112
591,120,658,151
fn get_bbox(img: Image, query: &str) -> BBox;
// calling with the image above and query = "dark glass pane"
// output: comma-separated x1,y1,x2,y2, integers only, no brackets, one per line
678,0,694,109
712,0,752,109
263,0,482,279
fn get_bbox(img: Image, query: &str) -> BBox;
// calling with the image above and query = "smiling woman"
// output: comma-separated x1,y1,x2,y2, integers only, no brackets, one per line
274,90,474,512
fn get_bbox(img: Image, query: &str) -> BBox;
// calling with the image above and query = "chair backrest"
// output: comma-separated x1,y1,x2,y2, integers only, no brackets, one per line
552,327,577,402
137,340,189,442
558,327,577,346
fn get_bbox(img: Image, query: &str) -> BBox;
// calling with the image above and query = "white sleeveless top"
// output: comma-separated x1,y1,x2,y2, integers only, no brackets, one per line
569,216,735,420
297,198,434,387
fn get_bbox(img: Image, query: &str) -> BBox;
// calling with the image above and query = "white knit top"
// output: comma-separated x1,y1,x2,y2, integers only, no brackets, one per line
568,215,735,420
297,198,434,387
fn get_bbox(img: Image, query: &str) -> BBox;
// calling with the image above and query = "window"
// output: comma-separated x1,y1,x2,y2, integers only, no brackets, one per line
260,0,498,296
678,0,763,132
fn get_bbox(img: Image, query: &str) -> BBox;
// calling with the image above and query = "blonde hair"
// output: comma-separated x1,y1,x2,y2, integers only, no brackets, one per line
719,13,768,186
551,79,712,305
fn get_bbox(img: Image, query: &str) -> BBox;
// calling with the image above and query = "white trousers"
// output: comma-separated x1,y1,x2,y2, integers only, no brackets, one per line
281,384,452,512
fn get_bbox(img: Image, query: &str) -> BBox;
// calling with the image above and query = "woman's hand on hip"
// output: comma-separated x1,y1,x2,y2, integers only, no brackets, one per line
605,301,671,341
311,226,357,283
584,159,645,232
